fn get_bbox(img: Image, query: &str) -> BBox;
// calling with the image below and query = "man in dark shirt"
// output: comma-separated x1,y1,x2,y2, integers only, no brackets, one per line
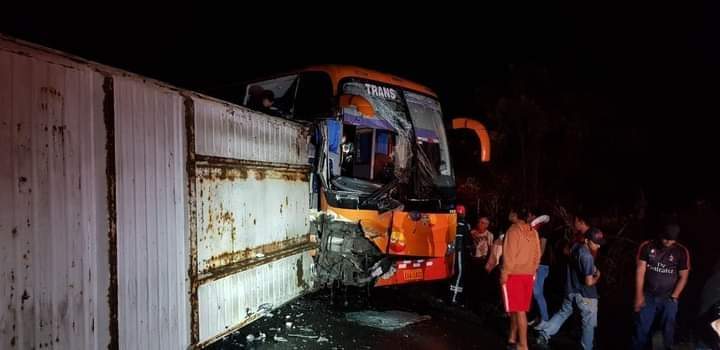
450,205,472,305
536,214,604,350
632,224,691,350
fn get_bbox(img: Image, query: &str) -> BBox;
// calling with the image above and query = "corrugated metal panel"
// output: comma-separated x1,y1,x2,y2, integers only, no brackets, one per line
189,96,315,346
195,164,310,274
0,43,110,349
1,35,317,350
197,251,313,344
113,77,190,350
193,99,308,165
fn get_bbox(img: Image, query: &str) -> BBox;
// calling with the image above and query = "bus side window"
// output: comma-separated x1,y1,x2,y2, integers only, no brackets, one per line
241,75,298,117
294,72,334,120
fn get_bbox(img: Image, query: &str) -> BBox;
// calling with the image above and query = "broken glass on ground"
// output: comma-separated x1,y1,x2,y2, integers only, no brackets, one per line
345,310,431,331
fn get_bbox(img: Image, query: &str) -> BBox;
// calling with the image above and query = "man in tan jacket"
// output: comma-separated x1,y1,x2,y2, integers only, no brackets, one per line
501,207,541,350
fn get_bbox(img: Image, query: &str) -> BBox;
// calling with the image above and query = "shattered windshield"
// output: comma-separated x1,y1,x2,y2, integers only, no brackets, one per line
336,80,454,200
404,91,454,190
340,81,413,185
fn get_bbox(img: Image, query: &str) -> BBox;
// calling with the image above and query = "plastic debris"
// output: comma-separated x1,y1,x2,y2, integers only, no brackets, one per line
317,336,329,343
288,334,319,339
246,332,266,343
285,321,293,329
256,303,274,318
274,335,288,342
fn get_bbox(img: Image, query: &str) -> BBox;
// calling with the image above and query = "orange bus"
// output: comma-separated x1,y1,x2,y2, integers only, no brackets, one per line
236,65,490,287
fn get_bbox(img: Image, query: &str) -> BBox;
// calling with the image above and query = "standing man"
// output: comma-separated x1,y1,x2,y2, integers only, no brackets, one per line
536,213,604,349
502,207,541,350
471,216,494,261
632,223,691,350
450,205,472,305
468,216,494,308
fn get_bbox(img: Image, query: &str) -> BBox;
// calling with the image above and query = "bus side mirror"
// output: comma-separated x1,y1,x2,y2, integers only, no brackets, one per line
339,94,376,117
451,118,491,162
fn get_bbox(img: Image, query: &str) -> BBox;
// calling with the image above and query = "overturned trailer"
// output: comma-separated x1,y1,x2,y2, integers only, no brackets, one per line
0,35,315,349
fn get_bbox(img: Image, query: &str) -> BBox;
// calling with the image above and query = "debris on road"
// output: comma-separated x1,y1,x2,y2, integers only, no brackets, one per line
288,334,319,339
345,310,431,331
274,335,288,342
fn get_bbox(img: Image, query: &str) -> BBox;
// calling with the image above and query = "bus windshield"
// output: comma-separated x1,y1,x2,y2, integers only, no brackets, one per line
336,80,454,199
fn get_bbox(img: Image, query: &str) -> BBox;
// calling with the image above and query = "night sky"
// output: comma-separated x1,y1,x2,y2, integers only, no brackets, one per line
3,6,718,210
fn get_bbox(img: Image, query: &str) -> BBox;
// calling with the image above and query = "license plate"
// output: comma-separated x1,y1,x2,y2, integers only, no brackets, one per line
403,269,424,281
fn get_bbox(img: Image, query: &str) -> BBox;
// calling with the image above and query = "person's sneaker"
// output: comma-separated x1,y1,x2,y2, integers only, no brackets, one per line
528,318,540,327
532,320,546,331
536,334,549,347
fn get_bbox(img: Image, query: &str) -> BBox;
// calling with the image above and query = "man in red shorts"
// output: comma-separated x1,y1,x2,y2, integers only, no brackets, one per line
502,207,541,350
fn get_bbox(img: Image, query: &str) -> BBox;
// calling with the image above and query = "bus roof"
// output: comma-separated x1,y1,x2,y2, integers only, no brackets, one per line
301,65,438,98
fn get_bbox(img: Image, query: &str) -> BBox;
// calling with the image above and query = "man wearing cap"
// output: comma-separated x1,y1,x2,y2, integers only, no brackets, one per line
536,214,603,349
632,223,691,350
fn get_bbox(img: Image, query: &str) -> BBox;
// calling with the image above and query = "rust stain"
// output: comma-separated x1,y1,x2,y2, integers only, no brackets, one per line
212,166,248,181
103,76,119,350
195,156,310,183
296,256,309,289
183,95,200,346
202,236,311,273
280,171,308,182
199,241,316,284
220,211,233,222
40,86,62,97
206,210,214,233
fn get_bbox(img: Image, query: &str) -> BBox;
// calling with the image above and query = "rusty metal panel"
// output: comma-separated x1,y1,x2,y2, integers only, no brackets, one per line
195,163,311,275
1,34,317,350
197,251,314,345
113,77,190,350
0,41,110,349
193,99,308,165
190,96,315,347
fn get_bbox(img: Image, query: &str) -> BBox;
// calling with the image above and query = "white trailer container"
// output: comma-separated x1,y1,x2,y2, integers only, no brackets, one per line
0,34,315,349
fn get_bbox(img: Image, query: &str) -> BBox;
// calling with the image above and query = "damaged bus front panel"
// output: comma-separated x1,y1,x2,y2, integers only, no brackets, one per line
311,78,458,287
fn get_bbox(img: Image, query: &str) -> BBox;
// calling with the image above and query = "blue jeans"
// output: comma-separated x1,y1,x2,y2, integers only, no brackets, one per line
631,294,678,350
537,293,598,350
534,264,550,321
